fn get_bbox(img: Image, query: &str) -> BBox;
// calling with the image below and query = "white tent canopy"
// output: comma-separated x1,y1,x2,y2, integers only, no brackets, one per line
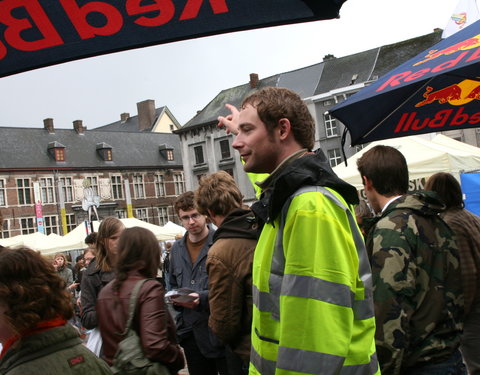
333,134,480,190
0,218,182,255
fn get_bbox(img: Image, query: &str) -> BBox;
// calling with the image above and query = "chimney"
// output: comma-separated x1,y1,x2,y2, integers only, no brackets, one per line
73,120,86,134
137,99,156,131
249,73,259,89
120,112,130,123
43,118,55,133
323,54,335,61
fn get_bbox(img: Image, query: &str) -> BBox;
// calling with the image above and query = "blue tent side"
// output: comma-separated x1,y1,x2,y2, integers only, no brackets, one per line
460,172,480,216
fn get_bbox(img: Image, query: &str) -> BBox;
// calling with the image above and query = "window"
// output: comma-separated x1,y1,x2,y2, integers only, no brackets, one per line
115,210,126,219
66,214,76,233
39,177,55,204
324,113,338,138
194,145,205,165
174,173,185,195
133,175,145,198
20,217,36,234
220,139,231,159
85,176,99,195
355,144,366,153
327,148,342,167
59,177,74,202
0,179,6,206
17,178,32,205
1,219,10,239
166,150,174,161
222,169,234,177
55,148,65,161
134,208,149,222
157,207,169,226
154,175,166,197
44,215,58,235
111,175,123,200
105,149,113,161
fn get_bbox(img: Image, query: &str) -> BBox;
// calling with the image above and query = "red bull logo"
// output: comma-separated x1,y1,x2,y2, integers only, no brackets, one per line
452,12,467,26
414,34,480,66
415,79,480,107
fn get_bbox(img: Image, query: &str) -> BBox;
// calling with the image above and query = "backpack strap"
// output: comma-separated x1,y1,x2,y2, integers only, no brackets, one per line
0,336,80,374
119,279,149,336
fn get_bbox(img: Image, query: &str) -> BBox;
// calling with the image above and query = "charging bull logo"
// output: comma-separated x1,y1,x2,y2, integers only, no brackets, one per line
416,79,480,107
414,34,480,66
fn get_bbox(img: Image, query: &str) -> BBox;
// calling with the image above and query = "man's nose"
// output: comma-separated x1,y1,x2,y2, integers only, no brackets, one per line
232,135,242,149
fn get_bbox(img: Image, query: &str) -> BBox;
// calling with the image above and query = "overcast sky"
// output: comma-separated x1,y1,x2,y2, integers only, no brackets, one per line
0,0,463,129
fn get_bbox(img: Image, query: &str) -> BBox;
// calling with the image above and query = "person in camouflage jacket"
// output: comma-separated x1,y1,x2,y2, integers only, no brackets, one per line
357,145,465,375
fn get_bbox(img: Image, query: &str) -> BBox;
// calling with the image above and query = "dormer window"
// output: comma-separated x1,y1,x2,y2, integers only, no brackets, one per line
159,144,174,161
47,142,66,162
97,143,113,161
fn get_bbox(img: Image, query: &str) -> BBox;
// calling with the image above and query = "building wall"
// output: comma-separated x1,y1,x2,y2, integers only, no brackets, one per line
0,168,185,238
152,112,178,133
177,125,257,203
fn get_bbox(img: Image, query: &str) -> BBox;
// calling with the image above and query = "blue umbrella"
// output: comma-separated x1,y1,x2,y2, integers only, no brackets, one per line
330,19,480,145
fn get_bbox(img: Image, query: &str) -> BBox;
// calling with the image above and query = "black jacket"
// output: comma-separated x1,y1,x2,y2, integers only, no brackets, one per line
80,259,114,329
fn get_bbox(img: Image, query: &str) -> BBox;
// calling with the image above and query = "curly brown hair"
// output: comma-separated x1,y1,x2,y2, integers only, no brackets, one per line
195,171,243,217
173,191,195,217
0,247,73,334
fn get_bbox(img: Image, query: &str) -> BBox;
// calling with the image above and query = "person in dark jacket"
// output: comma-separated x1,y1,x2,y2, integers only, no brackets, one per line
97,227,185,374
0,246,112,375
195,171,257,375
426,172,480,375
80,217,125,330
358,146,465,375
169,191,227,375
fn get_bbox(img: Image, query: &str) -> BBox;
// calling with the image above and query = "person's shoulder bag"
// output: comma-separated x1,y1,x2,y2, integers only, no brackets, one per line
111,279,170,375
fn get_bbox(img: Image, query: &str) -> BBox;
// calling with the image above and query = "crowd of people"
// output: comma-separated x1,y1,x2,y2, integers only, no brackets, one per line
0,86,479,375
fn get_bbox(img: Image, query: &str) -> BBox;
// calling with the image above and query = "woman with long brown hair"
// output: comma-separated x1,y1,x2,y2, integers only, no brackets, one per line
96,227,184,374
80,217,125,330
0,246,112,374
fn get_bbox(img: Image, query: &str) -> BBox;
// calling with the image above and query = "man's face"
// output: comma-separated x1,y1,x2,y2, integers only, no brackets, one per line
84,251,95,266
232,104,281,173
178,208,207,236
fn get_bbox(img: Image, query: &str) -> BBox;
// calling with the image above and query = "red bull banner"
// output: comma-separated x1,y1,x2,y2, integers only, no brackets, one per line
0,0,345,78
330,19,480,145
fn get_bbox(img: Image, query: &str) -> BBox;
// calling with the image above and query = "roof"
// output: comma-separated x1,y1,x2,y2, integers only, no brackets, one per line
0,127,182,170
178,29,443,132
94,106,181,132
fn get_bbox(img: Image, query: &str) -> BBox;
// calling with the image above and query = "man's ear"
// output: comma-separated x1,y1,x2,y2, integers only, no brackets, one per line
363,176,373,190
277,118,291,140
207,209,216,220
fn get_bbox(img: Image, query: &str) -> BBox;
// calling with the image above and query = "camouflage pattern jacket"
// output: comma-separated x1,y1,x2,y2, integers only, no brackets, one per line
366,192,464,375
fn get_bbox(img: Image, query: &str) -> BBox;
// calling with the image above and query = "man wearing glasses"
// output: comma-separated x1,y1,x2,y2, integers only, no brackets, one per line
169,191,227,375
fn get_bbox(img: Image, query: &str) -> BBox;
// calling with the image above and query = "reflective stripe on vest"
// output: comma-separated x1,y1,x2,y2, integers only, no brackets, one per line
251,340,379,375
252,186,374,321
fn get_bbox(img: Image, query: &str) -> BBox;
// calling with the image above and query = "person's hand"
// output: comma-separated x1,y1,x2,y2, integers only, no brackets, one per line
68,282,79,290
217,104,240,135
172,292,200,309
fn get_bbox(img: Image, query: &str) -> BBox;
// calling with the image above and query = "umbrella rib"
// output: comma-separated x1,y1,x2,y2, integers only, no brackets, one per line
360,77,435,141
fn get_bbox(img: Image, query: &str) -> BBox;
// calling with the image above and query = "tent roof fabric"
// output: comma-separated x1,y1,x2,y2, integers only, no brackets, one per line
0,218,183,255
332,134,480,189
